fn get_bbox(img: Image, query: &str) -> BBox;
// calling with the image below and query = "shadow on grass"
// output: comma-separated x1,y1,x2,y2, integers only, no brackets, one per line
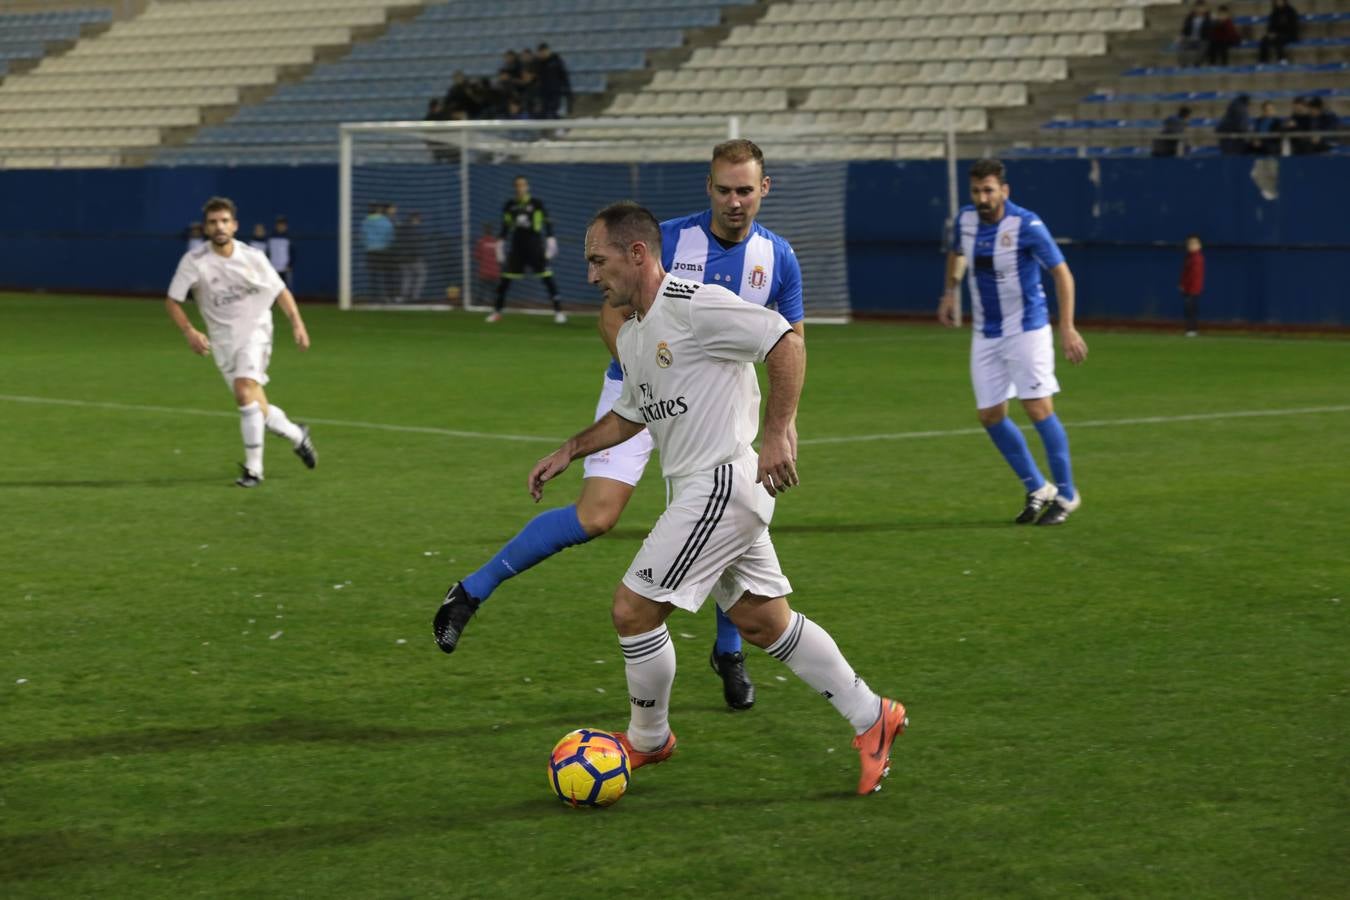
0,476,234,489
606,519,1009,541
1,714,611,766
0,784,858,880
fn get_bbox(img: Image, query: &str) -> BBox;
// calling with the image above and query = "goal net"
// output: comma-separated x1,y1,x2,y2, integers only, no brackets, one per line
338,118,854,321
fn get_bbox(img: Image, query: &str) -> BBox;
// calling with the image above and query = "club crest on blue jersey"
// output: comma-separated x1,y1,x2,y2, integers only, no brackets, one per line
748,265,767,289
656,341,673,368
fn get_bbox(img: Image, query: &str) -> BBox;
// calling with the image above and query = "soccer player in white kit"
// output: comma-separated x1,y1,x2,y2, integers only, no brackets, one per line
525,202,906,795
435,141,804,712
164,196,317,487
938,159,1088,525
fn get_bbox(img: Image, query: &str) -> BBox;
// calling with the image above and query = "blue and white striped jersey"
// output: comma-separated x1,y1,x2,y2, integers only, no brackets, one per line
950,200,1065,339
606,209,803,380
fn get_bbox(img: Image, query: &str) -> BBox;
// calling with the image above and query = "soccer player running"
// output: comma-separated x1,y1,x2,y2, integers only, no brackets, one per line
164,196,317,488
488,176,565,324
435,140,805,712
937,158,1088,525
527,201,905,794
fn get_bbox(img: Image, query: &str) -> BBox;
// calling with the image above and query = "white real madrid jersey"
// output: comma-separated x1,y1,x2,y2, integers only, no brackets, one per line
611,275,793,479
167,241,286,342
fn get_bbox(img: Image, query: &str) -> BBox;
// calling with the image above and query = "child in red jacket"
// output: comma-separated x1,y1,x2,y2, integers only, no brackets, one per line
1179,234,1204,336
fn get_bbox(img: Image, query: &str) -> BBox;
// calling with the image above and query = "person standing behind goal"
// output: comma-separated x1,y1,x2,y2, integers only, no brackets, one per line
165,196,317,488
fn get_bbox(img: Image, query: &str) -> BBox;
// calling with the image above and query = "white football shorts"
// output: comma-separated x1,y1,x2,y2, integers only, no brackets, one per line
622,452,792,613
970,324,1059,410
211,322,273,388
582,373,654,486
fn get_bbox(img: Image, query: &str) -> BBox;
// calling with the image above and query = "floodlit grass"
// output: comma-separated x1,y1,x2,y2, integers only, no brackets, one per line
2,294,1347,898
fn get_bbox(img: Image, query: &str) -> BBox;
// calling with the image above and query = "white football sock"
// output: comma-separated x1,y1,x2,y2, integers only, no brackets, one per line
619,624,675,751
239,402,264,475
765,611,880,734
264,403,304,446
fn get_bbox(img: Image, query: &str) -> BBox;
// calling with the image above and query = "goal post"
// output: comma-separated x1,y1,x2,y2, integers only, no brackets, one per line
337,117,860,322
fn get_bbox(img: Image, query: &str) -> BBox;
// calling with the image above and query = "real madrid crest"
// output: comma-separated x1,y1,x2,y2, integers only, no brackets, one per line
656,341,673,368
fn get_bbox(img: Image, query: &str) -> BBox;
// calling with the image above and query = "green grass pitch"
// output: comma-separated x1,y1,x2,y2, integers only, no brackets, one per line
2,293,1347,898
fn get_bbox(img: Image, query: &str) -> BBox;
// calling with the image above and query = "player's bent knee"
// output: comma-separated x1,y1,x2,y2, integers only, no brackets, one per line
576,501,622,537
1021,397,1055,422
611,583,665,636
726,594,792,648
976,405,1007,428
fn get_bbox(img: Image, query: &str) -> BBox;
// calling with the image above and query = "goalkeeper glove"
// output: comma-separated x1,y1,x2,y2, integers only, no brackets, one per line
494,240,505,264
545,236,558,259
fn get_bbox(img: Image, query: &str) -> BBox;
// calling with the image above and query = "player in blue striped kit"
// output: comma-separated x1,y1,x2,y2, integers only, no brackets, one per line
938,158,1088,525
435,140,805,711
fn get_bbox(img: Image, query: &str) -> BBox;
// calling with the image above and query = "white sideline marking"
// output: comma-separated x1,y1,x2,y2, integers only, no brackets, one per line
798,405,1350,445
1,394,1346,446
0,394,557,443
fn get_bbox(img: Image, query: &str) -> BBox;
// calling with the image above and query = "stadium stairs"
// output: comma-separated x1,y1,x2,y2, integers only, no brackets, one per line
592,0,1177,160
157,0,765,165
0,0,431,168
981,0,1350,155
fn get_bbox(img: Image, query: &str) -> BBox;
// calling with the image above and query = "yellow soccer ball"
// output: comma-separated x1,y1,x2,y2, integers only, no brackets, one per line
548,728,630,808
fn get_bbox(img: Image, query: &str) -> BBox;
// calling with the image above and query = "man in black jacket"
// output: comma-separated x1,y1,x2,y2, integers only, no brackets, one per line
536,42,573,118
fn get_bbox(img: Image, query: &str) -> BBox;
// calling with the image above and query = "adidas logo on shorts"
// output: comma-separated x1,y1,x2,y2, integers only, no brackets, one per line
634,567,654,585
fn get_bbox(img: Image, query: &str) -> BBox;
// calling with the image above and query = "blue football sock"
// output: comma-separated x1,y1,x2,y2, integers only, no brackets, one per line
714,605,742,655
984,417,1046,491
461,505,591,602
1033,414,1076,501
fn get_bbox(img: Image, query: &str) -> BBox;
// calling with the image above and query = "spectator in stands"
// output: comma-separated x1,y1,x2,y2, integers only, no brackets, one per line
1253,100,1285,154
501,49,523,83
1258,0,1300,64
1215,93,1252,154
396,211,428,303
362,202,395,302
1178,0,1212,67
444,70,477,118
1152,106,1192,157
1285,95,1316,154
1306,96,1339,153
1206,6,1242,66
489,69,519,117
249,223,269,252
536,42,573,118
518,67,542,118
520,47,538,79
1179,234,1204,337
426,97,446,121
269,216,293,290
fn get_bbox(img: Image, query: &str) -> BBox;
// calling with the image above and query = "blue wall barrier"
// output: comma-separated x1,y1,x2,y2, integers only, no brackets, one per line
0,158,1345,325
848,156,1349,326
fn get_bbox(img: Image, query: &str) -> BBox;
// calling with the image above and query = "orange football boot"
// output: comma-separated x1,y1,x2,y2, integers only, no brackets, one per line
852,699,908,795
614,730,677,770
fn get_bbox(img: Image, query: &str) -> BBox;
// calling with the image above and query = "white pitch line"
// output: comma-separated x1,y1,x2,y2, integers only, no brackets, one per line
0,394,559,443
798,405,1350,445
2,393,1347,447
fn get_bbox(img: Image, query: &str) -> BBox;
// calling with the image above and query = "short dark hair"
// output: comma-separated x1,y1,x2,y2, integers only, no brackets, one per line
1178,105,1193,118
537,42,550,51
202,196,237,218
711,138,765,176
590,201,662,257
968,158,1006,184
